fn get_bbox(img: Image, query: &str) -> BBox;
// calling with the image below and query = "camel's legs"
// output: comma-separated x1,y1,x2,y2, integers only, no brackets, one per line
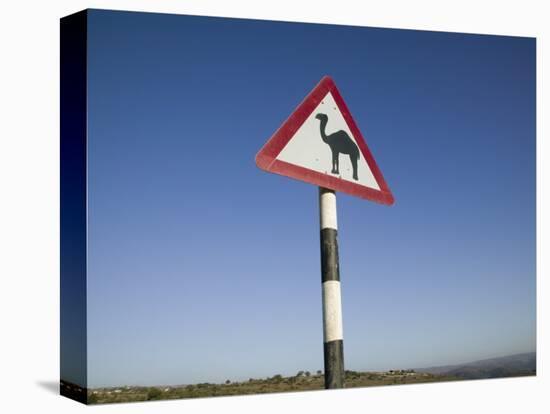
350,154,358,180
331,150,339,174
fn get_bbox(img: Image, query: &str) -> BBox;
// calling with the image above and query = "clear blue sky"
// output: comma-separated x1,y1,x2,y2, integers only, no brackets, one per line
84,9,535,387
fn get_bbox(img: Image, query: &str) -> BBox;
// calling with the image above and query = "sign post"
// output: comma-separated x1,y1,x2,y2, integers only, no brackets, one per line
319,187,344,388
256,76,394,389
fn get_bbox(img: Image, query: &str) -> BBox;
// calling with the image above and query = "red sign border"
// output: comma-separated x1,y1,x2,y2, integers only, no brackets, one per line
255,76,394,205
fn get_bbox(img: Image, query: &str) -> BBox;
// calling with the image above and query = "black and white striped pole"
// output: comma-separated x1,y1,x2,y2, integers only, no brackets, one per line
319,187,345,389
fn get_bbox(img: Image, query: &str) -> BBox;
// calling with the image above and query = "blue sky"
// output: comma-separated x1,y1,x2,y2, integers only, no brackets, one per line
84,9,535,387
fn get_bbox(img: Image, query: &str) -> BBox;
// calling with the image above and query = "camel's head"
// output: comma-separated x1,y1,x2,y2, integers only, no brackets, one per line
315,113,328,122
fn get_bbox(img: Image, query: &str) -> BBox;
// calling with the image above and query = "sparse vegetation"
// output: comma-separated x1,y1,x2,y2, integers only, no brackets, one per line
147,387,162,400
63,352,534,404
85,370,461,404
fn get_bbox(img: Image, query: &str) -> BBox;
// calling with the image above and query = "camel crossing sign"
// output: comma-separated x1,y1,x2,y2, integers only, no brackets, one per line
255,76,394,205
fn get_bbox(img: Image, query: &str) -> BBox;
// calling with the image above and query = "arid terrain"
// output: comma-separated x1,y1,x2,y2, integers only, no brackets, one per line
59,352,535,404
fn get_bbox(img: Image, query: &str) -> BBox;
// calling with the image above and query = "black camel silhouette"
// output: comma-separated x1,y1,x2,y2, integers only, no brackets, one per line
315,113,360,180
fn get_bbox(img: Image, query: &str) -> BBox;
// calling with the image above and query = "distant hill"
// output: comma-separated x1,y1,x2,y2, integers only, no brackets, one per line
416,352,536,379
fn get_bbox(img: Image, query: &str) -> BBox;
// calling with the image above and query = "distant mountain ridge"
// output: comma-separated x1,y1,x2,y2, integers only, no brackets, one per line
416,352,536,379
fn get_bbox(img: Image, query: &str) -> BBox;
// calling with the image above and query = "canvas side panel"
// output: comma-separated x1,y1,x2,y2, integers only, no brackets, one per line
60,10,88,404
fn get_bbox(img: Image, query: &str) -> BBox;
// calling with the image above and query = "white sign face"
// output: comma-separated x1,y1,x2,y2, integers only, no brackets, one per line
256,76,394,204
276,92,380,190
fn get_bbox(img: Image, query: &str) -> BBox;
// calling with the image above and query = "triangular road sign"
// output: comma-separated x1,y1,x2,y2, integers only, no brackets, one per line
256,76,394,205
